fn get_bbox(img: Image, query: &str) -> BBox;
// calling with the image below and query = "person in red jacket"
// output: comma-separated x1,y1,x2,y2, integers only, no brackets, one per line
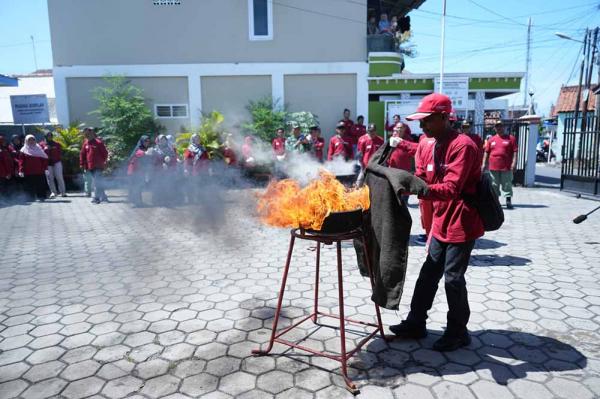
385,114,412,138
309,126,325,163
341,108,354,133
8,135,24,197
387,123,417,172
0,136,13,201
18,135,49,201
355,123,383,186
483,121,518,209
349,115,366,157
80,127,109,204
390,93,484,352
41,131,66,198
272,128,286,160
127,135,152,207
327,122,350,161
460,120,484,166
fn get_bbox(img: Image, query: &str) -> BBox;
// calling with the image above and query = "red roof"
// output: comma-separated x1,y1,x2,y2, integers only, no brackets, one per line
553,85,596,116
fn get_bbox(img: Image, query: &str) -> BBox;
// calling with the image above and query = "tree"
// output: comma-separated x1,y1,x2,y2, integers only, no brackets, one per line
90,76,163,170
175,111,225,159
242,97,288,142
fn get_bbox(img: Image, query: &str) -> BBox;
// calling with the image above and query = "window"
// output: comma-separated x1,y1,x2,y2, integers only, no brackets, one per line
248,0,273,40
154,104,188,118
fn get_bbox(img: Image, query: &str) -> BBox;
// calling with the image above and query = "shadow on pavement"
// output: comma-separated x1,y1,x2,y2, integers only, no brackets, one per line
512,204,549,208
474,238,507,250
470,254,531,267
360,329,586,386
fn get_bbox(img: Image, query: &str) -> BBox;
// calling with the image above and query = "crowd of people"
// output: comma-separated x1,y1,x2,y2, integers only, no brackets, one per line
367,12,411,36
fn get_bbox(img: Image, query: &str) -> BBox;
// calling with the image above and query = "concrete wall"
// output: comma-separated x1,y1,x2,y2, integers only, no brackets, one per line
66,76,189,133
48,0,367,66
200,75,271,130
284,74,357,139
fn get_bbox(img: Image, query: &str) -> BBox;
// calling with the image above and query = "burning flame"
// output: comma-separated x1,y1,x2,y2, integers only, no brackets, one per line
257,170,370,230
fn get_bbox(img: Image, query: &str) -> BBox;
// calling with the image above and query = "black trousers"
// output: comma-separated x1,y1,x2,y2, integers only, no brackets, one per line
23,174,47,200
407,236,475,336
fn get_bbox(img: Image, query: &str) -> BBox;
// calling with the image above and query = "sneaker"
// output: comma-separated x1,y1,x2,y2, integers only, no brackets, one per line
415,234,428,246
389,320,427,339
91,198,100,204
49,193,56,199
506,197,513,210
433,332,471,352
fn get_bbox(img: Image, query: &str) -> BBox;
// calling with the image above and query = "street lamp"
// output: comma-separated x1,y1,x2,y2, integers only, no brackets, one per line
555,32,584,43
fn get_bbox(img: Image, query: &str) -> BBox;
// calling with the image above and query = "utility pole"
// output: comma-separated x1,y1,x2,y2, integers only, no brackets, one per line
581,27,598,132
439,0,446,93
523,17,532,107
30,35,38,72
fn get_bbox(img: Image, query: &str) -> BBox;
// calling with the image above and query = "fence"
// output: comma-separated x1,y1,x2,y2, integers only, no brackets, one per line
561,115,600,196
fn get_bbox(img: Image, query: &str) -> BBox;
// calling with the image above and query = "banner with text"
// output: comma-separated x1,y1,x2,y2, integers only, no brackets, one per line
434,77,469,110
10,94,50,124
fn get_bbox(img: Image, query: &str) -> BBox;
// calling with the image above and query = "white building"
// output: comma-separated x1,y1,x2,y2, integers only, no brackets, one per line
0,69,57,124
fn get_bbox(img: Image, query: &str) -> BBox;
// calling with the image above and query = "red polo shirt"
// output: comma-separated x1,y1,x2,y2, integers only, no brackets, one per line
350,124,366,146
387,139,417,171
357,134,384,167
272,137,285,156
416,131,484,243
328,135,347,161
484,134,517,171
312,137,325,162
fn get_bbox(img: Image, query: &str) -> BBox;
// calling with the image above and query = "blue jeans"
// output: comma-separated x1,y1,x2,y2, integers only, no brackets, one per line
90,169,106,200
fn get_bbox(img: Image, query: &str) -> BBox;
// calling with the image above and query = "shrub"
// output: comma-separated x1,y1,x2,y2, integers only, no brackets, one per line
90,76,163,172
286,111,319,135
49,123,85,177
175,111,225,159
242,97,287,142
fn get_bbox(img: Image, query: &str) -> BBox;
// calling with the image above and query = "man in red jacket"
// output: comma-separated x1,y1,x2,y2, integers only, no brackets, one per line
327,122,351,161
390,93,484,352
483,121,518,209
355,123,383,186
80,127,109,204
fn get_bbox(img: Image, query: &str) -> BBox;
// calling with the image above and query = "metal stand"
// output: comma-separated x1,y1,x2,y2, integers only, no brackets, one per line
252,228,386,395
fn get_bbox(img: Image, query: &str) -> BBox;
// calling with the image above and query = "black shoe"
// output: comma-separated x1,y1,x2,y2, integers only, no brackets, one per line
389,320,427,339
415,234,428,246
433,332,471,352
506,198,513,210
91,198,100,204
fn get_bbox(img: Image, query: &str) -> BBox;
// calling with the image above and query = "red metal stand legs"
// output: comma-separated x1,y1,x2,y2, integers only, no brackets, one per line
252,229,386,395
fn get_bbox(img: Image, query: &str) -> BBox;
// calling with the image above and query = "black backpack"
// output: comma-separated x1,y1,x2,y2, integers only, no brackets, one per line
464,173,504,231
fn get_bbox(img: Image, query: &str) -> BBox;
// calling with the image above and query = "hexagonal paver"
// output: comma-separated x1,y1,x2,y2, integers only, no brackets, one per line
61,360,102,381
21,377,68,399
102,376,144,398
393,383,435,399
162,342,195,361
219,371,256,396
135,358,170,379
23,360,66,382
124,331,156,347
26,347,65,364
257,370,294,394
180,373,219,396
62,376,105,399
0,379,29,398
140,374,180,398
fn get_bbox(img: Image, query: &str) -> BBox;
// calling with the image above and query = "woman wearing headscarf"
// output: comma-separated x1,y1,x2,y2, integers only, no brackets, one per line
18,135,49,201
127,135,152,207
152,134,179,205
222,134,237,167
183,134,208,203
41,131,66,198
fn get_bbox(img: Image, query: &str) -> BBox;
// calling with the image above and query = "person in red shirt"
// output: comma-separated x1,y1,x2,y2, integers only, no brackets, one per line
327,122,351,161
350,115,366,157
354,123,383,187
272,128,286,159
8,135,24,197
41,131,66,198
0,136,13,201
309,126,325,163
390,93,484,352
482,121,518,209
342,108,354,133
385,114,412,138
460,120,484,166
127,135,152,207
387,123,417,171
18,135,49,201
80,127,109,204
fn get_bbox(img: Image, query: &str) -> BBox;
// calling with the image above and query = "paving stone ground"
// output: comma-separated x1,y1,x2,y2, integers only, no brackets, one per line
1,186,600,398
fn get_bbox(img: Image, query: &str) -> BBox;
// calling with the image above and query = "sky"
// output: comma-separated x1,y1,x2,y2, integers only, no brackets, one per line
0,0,598,116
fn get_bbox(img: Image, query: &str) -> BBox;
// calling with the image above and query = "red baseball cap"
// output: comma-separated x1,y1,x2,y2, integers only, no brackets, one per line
406,93,453,121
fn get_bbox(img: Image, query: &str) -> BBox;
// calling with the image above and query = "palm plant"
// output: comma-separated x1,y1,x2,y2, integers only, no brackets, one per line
175,111,225,159
47,123,85,176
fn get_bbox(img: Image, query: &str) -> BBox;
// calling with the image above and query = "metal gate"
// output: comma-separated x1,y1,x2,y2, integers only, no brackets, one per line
561,115,600,196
